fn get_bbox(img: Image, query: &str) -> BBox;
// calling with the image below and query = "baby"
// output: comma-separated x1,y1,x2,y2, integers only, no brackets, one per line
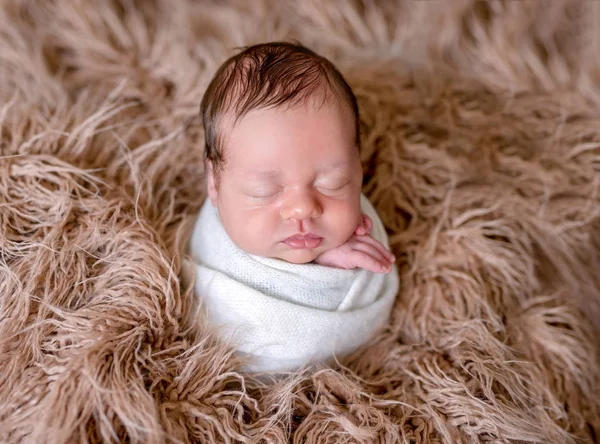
187,42,399,374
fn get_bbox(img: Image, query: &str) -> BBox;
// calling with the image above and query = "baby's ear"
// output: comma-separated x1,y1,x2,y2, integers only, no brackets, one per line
205,160,218,206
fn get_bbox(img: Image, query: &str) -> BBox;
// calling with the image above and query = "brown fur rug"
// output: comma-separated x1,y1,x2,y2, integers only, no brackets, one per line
1,1,600,442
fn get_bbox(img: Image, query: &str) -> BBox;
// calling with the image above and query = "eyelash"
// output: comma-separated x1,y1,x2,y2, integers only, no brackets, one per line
317,181,350,193
250,190,282,200
247,182,350,201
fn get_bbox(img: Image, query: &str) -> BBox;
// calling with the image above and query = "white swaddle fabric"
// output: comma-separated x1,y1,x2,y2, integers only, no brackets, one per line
186,194,399,373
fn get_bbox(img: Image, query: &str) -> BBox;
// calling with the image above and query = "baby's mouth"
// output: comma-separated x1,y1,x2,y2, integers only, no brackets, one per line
282,233,323,249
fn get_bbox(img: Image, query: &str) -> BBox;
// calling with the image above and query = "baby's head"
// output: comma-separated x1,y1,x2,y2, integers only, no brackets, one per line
201,41,362,264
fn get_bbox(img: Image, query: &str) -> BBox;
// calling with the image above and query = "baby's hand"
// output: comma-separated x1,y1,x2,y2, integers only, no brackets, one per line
314,232,395,273
354,214,373,236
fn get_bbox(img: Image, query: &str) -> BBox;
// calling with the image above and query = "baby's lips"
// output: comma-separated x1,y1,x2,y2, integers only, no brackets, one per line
282,233,323,249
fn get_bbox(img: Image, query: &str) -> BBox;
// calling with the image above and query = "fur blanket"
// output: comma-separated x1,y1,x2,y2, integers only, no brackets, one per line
1,0,599,442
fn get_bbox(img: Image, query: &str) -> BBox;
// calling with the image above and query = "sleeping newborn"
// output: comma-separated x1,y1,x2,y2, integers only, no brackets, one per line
187,41,399,373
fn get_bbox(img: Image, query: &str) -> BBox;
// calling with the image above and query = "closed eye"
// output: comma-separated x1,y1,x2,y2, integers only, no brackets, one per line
248,189,283,201
317,181,351,194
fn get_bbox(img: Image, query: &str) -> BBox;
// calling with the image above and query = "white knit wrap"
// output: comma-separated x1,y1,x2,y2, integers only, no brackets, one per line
186,194,399,373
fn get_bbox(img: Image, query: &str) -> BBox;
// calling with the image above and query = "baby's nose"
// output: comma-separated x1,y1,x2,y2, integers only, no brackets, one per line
280,191,322,221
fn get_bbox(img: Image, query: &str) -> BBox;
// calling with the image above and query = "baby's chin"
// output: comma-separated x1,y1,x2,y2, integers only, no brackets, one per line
266,236,350,264
272,248,321,264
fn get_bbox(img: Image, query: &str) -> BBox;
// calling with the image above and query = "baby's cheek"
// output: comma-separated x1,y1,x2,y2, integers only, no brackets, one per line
249,213,279,253
221,209,269,256
328,200,361,245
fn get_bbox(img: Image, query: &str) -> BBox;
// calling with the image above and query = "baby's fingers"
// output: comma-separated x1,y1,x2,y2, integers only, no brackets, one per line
354,214,373,236
362,215,373,234
351,241,392,273
347,249,390,274
355,234,395,263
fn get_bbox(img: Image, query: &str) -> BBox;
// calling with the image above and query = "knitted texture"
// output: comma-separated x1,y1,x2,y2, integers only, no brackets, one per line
186,195,399,373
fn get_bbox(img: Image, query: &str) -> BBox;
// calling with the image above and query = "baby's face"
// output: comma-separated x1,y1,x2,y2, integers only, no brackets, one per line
207,100,362,264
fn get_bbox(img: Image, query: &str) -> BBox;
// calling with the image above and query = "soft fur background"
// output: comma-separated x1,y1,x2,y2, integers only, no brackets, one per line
1,0,600,442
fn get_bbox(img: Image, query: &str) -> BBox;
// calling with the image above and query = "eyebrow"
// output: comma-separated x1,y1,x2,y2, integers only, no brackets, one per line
320,161,350,173
246,170,281,180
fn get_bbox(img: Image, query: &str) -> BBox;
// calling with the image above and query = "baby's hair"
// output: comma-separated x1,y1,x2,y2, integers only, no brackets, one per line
200,41,359,174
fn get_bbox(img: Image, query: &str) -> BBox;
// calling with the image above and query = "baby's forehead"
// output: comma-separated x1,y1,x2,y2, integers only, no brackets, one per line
222,91,353,131
219,102,359,173
218,103,352,163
